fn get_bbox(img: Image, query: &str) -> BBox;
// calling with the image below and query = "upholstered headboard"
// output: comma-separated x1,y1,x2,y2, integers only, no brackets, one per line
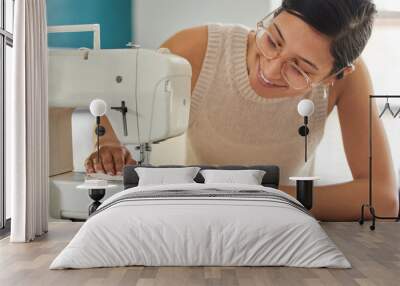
123,164,280,189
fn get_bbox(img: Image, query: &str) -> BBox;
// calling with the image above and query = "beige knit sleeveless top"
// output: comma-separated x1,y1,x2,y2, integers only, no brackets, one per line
185,23,329,185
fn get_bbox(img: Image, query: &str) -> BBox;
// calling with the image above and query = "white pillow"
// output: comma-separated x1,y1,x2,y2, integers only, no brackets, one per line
135,167,201,186
200,169,266,185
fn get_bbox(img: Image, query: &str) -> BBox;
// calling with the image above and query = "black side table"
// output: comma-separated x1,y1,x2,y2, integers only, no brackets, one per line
77,181,117,215
289,177,319,210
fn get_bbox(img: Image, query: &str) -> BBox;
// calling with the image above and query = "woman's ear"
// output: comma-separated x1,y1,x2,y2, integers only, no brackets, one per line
342,64,356,78
322,64,356,87
336,64,356,80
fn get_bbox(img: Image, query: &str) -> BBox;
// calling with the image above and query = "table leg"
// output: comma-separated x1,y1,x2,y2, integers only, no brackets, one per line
296,180,313,210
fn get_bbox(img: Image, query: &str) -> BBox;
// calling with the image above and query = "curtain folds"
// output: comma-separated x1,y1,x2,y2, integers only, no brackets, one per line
9,0,49,242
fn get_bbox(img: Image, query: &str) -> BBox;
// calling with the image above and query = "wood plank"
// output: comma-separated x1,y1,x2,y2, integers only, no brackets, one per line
0,222,399,286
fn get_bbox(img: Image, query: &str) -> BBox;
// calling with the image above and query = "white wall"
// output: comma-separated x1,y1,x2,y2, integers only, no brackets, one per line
377,1,400,12
363,17,400,95
133,0,272,49
133,1,400,187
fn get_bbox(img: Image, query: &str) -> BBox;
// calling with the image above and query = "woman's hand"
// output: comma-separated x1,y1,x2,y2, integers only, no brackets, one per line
85,144,137,175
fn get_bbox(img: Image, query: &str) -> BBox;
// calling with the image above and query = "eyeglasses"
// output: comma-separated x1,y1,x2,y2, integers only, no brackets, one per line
256,9,354,90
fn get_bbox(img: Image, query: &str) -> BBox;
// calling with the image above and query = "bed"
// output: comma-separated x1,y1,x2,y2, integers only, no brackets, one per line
50,164,350,269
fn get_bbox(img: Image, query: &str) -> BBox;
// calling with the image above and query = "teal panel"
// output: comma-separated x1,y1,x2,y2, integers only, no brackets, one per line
47,0,132,49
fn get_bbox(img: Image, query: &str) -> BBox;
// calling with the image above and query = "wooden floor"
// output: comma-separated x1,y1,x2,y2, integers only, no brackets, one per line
0,222,399,286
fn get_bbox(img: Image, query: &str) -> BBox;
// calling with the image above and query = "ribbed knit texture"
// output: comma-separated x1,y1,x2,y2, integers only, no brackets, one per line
185,23,329,185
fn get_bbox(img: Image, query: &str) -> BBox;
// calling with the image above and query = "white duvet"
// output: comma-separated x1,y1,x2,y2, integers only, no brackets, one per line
50,183,351,269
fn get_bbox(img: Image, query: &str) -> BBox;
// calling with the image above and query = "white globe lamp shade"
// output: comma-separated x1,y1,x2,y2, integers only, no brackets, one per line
297,99,314,117
90,99,107,117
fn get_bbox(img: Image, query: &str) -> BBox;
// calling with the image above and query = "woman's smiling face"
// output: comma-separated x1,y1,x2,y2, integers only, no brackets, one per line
247,11,336,99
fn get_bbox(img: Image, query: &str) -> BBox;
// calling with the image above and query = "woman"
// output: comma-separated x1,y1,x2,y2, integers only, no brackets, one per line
85,0,398,220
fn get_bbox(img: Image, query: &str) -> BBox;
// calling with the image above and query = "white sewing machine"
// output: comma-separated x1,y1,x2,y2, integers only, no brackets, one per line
47,24,192,220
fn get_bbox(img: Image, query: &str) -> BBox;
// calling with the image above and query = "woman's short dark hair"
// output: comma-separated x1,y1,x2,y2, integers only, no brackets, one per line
277,0,377,79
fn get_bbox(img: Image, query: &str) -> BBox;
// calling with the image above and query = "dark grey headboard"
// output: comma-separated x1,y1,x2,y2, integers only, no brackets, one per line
123,164,280,189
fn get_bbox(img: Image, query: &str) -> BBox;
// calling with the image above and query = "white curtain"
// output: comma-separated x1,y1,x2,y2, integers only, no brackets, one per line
8,0,49,242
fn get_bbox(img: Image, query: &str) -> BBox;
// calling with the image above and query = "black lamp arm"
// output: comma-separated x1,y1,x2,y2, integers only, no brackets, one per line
298,116,309,162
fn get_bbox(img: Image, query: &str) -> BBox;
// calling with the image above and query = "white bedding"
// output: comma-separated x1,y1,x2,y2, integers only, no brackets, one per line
50,183,351,269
